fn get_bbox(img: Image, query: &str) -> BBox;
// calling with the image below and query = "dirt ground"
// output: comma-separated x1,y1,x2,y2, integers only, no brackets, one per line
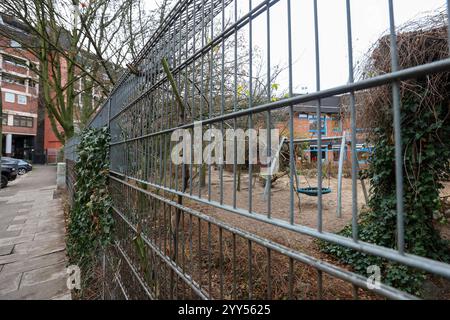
179,168,450,299
187,168,368,255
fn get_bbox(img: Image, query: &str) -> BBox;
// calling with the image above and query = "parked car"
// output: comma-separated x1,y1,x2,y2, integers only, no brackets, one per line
1,158,19,169
1,157,32,175
1,164,17,188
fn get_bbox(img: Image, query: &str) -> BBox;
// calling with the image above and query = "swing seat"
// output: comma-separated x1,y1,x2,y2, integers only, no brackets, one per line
297,187,332,197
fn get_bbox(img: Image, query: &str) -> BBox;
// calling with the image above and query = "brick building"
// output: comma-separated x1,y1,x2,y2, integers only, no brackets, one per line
0,15,39,161
278,96,371,165
0,13,113,163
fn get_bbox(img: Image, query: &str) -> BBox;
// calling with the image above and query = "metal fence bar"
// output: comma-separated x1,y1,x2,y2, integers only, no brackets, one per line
388,0,405,255
346,0,359,242
109,58,450,146
110,171,450,279
108,174,418,300
287,0,295,226
112,204,210,300
248,0,254,214
313,0,323,233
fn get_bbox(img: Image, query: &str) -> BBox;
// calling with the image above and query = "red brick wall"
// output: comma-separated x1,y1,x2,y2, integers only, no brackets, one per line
43,55,66,151
276,113,343,139
2,124,36,135
44,113,63,150
1,91,38,114
0,38,38,65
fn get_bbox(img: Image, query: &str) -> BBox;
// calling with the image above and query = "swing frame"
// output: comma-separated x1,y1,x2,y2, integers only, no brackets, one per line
288,132,347,217
263,129,361,217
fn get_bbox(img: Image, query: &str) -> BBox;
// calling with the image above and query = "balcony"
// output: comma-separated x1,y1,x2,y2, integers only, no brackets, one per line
0,79,27,93
2,61,28,76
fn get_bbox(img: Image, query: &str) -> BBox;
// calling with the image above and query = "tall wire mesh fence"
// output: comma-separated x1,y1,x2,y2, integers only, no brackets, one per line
66,0,450,300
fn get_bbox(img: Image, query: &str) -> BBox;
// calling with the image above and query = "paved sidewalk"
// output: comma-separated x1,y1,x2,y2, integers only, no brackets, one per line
0,165,71,300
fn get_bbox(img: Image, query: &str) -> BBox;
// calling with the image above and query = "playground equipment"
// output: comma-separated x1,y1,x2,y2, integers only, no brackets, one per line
263,137,287,201
262,133,347,217
291,133,346,217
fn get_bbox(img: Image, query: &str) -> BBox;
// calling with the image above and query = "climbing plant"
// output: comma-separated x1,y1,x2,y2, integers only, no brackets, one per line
67,126,113,294
322,97,450,295
322,15,450,296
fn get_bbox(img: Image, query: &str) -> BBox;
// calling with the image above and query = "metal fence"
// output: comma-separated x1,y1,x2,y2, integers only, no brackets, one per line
65,136,80,206
66,0,450,300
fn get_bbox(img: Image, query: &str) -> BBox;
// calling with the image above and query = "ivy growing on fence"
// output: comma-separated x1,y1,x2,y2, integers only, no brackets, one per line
67,126,113,293
321,96,450,296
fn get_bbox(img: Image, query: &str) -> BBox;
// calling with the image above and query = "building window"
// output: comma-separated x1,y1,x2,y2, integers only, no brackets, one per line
310,147,327,162
309,115,327,135
2,113,7,126
13,115,33,128
2,74,26,86
5,92,15,103
3,54,27,68
17,94,27,105
331,116,342,132
10,40,21,48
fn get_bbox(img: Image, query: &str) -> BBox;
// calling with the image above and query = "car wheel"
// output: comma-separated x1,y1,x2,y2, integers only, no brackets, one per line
1,175,7,188
18,168,26,175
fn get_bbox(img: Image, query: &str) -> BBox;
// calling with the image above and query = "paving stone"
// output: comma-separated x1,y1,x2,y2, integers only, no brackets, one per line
0,253,28,265
0,277,69,300
0,235,34,247
0,166,70,300
13,238,65,256
0,230,21,239
1,251,67,275
34,231,65,242
20,262,67,288
7,224,27,232
17,227,40,236
0,273,22,295
28,224,64,236
8,219,26,225
0,245,14,256
24,216,63,224
13,215,33,221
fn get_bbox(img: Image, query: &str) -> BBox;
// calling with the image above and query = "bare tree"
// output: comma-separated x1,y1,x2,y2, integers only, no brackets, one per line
0,0,171,141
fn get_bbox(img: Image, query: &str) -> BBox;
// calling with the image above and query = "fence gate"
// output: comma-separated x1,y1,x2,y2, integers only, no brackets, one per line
66,0,450,300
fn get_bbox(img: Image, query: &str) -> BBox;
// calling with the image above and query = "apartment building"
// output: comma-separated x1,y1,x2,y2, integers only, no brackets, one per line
0,25,39,161
0,13,115,163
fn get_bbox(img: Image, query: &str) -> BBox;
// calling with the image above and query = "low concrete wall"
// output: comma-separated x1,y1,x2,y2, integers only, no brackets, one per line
56,162,66,189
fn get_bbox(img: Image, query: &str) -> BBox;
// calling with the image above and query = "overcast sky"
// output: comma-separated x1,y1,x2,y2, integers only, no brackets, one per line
143,0,447,93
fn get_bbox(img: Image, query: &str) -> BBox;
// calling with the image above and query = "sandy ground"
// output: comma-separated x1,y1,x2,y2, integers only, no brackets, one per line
176,169,376,299
186,169,450,248
185,168,368,255
176,168,450,299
